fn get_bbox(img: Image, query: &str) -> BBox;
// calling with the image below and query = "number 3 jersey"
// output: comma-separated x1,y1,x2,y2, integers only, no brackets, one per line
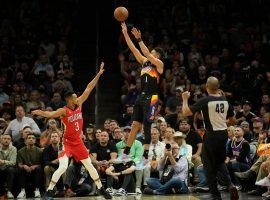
60,106,83,145
190,95,234,132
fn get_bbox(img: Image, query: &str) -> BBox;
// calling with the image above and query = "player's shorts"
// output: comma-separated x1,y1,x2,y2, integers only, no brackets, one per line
58,141,89,162
132,93,158,123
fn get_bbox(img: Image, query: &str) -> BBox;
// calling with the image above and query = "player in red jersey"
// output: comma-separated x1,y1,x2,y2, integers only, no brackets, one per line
32,62,112,199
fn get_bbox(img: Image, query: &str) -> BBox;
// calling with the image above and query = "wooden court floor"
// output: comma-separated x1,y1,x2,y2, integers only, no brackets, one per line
21,192,262,200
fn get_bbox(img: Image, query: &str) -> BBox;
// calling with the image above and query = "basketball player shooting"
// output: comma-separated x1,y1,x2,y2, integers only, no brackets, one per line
120,22,164,159
32,62,112,199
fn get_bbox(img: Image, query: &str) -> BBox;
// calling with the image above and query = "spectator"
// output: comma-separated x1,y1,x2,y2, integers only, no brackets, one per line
47,92,66,111
120,104,133,126
112,127,123,144
165,89,182,126
109,120,119,138
17,133,43,198
40,118,62,148
0,84,9,108
0,118,8,135
91,131,118,180
4,105,41,141
42,132,64,190
162,127,175,144
143,127,165,186
116,128,144,194
261,94,270,112
226,127,251,190
144,142,188,195
0,133,17,199
13,125,33,150
236,100,256,126
52,70,73,92
158,120,167,140
173,131,192,167
64,161,92,197
178,118,202,183
240,121,253,143
103,119,111,133
105,159,136,196
25,90,45,114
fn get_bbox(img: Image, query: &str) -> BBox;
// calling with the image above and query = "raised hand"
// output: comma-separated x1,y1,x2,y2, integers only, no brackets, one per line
98,62,105,75
131,27,141,39
182,91,191,100
121,22,128,34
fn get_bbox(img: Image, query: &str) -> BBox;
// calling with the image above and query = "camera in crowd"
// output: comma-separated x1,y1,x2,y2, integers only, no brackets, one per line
166,143,171,150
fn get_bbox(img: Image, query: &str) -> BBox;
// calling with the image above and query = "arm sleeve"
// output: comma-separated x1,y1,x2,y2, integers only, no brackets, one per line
226,103,235,119
4,122,12,135
236,142,250,163
90,145,97,154
226,140,233,158
133,141,144,164
186,145,193,162
42,148,54,166
190,97,208,114
173,156,188,174
4,147,17,166
30,118,41,134
17,150,23,164
195,132,203,144
110,143,118,153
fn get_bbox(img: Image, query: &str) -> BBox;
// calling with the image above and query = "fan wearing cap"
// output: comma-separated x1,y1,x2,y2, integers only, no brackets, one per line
240,121,252,143
235,100,257,126
173,131,192,166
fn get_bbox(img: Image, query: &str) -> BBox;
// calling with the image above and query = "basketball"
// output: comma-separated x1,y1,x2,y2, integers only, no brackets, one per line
114,7,129,22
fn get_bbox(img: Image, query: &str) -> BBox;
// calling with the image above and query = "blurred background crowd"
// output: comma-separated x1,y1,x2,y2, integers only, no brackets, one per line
1,0,270,199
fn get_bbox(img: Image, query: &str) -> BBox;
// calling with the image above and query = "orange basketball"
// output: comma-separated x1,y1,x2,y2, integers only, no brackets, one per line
114,7,129,22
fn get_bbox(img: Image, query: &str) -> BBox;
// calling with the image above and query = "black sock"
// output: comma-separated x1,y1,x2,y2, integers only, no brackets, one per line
123,146,131,155
143,150,149,159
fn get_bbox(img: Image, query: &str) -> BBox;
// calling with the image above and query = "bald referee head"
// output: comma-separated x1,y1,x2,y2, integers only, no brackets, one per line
206,76,220,94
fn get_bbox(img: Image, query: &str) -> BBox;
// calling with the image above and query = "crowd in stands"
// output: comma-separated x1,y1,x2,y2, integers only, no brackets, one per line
1,0,270,199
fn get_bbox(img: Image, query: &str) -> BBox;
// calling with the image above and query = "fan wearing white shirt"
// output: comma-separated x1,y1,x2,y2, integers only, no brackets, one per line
143,127,165,186
4,106,41,141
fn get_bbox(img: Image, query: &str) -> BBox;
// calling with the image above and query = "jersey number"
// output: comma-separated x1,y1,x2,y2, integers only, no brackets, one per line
75,122,79,131
215,103,224,113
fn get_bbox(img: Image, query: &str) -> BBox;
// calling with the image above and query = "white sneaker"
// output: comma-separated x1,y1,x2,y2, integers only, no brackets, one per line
17,189,26,198
106,187,114,196
262,191,270,197
136,187,142,194
115,188,127,196
7,191,14,199
34,189,41,198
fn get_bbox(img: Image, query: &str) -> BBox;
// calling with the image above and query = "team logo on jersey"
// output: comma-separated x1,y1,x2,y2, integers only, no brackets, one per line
68,113,82,123
141,66,158,79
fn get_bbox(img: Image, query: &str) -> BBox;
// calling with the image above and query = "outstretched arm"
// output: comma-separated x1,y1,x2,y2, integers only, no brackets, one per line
182,91,193,116
131,27,164,74
77,62,105,106
121,22,146,65
31,108,66,118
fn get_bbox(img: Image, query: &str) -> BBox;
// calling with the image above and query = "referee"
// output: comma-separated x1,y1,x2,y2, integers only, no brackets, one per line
182,76,238,200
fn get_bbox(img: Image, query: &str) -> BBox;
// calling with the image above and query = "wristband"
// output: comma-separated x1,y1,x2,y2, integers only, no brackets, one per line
120,171,122,175
137,38,143,43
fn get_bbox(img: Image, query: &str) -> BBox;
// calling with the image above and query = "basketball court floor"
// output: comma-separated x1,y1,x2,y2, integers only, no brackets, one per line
20,192,261,200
